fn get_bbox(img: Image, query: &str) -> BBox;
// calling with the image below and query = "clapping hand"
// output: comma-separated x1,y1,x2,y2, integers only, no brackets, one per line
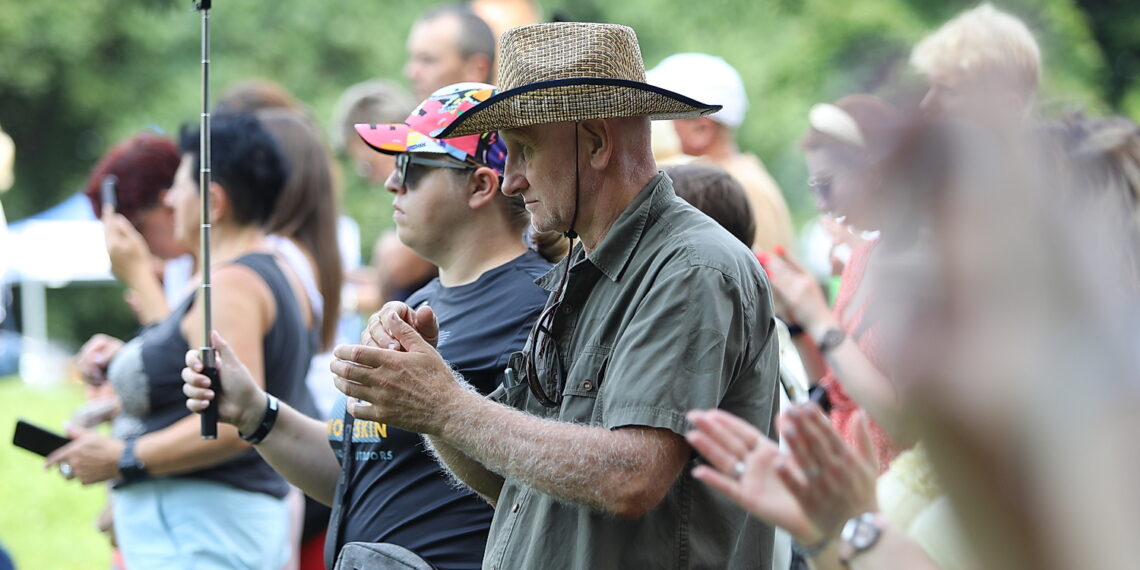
687,404,879,548
760,246,836,333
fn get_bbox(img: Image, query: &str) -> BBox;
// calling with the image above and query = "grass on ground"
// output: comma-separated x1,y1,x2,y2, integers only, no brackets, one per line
0,376,111,569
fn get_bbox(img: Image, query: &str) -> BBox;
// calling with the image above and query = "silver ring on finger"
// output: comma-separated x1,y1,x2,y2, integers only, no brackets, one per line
59,462,74,479
732,460,747,479
804,466,820,479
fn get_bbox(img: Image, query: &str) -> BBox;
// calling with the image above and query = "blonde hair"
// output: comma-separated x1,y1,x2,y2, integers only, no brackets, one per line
911,3,1041,99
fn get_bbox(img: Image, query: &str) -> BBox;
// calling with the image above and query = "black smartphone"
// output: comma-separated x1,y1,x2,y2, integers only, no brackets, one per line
101,174,118,212
12,419,71,457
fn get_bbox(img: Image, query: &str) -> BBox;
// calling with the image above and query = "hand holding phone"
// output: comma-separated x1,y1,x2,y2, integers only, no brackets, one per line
12,419,71,457
101,174,118,214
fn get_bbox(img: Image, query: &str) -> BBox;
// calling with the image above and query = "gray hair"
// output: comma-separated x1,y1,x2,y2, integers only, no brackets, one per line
328,79,416,153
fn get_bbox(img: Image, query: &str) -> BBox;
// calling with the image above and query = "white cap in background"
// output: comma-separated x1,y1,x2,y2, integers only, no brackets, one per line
647,53,748,130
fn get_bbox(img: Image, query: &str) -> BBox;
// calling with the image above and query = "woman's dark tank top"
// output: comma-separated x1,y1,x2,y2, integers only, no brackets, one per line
109,252,318,498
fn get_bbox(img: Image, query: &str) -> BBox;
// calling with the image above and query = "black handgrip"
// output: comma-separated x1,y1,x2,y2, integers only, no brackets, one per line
200,347,221,439
807,384,832,414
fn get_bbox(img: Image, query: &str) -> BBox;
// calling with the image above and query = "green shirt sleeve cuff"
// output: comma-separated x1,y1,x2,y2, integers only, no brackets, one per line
604,404,691,437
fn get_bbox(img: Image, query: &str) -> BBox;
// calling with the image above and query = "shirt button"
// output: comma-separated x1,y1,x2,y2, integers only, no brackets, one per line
561,304,573,315
582,380,593,391
511,503,520,513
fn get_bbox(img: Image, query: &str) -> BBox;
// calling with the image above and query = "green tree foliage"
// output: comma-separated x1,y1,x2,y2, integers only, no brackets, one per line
1075,0,1140,116
0,0,1132,345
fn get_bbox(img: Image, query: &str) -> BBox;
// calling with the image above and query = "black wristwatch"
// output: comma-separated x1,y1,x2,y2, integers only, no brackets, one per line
118,437,149,483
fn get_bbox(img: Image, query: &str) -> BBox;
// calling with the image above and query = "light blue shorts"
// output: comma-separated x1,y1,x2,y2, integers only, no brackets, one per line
113,478,289,570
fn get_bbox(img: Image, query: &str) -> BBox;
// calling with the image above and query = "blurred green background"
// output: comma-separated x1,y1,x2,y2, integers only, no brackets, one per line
2,0,1138,348
0,379,108,568
0,0,1137,564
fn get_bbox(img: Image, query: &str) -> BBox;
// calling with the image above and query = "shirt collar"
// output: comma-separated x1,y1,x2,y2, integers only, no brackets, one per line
535,173,674,291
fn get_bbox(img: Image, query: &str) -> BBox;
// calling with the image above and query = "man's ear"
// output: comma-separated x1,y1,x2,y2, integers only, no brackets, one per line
207,181,230,223
579,119,614,171
466,166,501,210
463,53,493,84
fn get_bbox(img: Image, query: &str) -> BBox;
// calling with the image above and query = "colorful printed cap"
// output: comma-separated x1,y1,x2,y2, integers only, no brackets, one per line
355,82,507,175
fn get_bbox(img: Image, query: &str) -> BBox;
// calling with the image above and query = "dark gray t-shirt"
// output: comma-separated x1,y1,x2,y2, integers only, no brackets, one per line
326,250,551,569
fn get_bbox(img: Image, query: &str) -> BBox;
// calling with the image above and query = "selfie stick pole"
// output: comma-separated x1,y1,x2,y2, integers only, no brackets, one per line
195,0,221,439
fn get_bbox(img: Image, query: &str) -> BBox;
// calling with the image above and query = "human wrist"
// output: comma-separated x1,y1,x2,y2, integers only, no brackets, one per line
792,529,836,559
236,389,269,435
838,512,888,565
239,393,279,444
120,261,154,288
435,383,483,441
806,316,840,341
117,437,149,482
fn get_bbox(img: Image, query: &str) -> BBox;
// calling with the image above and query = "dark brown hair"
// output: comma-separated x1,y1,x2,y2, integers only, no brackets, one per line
664,163,756,248
257,108,344,350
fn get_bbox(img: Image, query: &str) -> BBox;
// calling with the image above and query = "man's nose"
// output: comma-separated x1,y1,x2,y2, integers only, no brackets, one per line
384,169,403,195
501,170,528,196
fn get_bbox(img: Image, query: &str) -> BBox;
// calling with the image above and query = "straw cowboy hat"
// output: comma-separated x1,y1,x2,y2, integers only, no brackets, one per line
434,22,721,138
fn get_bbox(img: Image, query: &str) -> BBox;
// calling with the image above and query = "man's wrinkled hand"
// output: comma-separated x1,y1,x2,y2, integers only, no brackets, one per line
334,309,465,436
362,301,439,350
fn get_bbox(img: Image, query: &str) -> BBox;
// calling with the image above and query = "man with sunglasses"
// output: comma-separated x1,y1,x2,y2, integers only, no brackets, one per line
332,24,780,569
183,83,557,569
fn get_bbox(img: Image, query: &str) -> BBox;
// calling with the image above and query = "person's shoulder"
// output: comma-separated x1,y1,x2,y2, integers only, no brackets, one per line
506,249,555,281
472,250,551,308
213,257,275,296
655,198,760,272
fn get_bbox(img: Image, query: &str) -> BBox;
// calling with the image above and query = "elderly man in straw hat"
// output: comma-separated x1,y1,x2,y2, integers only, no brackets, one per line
332,22,779,569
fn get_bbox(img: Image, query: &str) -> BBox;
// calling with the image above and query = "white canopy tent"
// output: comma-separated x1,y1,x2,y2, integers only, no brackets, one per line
2,194,115,385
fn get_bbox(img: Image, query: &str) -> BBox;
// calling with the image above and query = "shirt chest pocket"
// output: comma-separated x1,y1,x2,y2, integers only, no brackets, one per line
559,344,610,424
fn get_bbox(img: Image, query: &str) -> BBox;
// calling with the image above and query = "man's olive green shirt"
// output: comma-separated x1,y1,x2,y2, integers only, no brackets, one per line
485,173,779,570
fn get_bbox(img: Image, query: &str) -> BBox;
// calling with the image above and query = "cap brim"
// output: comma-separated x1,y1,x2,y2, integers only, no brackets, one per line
354,123,457,157
433,78,721,139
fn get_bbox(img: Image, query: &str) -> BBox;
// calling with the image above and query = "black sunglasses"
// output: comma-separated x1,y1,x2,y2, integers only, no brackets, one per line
395,153,474,189
523,244,576,408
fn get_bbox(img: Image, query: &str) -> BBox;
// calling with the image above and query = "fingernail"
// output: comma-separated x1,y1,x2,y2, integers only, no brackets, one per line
783,425,797,438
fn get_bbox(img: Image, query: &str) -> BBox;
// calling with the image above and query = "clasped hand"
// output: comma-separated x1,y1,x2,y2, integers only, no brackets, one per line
331,302,467,436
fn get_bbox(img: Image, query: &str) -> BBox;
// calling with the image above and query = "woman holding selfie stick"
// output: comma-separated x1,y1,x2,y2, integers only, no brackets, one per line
47,113,320,569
